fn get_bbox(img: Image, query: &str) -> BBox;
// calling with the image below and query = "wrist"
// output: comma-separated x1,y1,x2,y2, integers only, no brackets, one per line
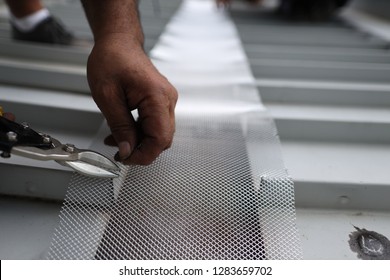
93,32,145,52
81,0,144,49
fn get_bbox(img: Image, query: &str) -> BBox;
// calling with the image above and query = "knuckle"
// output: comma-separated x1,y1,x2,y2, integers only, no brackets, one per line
158,132,173,147
109,122,131,133
168,86,179,102
147,80,178,104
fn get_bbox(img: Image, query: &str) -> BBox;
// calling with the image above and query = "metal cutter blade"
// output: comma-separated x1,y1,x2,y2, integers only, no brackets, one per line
58,150,120,178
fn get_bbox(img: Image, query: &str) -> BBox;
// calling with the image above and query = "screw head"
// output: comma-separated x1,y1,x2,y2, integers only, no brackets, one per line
21,122,29,129
63,144,75,153
41,134,52,144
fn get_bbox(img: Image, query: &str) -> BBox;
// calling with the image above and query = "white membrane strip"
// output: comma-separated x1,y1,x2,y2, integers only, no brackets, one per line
48,0,301,260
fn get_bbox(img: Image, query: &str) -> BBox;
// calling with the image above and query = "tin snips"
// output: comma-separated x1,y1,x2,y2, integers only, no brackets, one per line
0,115,120,178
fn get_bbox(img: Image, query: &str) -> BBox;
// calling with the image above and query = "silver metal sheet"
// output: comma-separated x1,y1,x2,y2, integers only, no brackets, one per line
48,111,300,260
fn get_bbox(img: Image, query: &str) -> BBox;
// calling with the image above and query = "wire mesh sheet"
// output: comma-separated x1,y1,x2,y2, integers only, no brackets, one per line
47,0,301,260
48,112,301,260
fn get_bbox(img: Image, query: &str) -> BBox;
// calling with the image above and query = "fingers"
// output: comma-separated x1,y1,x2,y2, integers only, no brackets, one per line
104,134,117,147
104,116,175,165
87,37,177,166
122,87,176,165
91,84,139,161
104,117,174,166
125,136,171,165
105,109,138,161
124,111,175,165
105,125,173,165
98,84,177,166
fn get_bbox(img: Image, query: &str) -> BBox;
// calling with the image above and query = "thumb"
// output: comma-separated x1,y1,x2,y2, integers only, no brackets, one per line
117,141,132,161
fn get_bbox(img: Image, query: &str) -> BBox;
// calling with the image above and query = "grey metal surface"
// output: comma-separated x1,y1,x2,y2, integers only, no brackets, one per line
0,61,89,93
256,80,390,106
244,44,390,63
230,1,390,201
236,25,387,48
229,1,390,259
351,0,390,20
250,59,390,83
0,39,89,65
0,196,62,259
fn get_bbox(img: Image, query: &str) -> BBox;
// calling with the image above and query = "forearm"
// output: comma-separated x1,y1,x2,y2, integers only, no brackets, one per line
81,0,144,46
81,0,177,165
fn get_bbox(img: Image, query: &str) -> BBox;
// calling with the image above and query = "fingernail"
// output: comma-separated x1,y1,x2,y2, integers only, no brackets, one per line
118,141,131,160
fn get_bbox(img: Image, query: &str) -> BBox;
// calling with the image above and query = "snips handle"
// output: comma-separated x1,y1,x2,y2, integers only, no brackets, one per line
0,115,52,158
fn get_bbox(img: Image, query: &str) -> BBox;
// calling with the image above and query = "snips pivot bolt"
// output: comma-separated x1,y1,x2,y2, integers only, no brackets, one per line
41,134,52,144
6,131,18,142
63,144,76,153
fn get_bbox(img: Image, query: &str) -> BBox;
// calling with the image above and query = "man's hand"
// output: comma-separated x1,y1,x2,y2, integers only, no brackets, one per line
81,0,178,165
87,34,177,165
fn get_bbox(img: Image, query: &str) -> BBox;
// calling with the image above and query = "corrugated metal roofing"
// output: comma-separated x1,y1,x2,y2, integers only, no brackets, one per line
0,0,390,259
229,1,390,259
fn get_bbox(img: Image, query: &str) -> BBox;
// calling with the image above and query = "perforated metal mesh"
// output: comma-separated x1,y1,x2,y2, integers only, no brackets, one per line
47,0,301,260
48,113,301,260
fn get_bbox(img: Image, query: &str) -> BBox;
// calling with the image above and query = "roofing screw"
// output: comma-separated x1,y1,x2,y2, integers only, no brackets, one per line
63,144,75,153
339,195,350,205
7,131,18,142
